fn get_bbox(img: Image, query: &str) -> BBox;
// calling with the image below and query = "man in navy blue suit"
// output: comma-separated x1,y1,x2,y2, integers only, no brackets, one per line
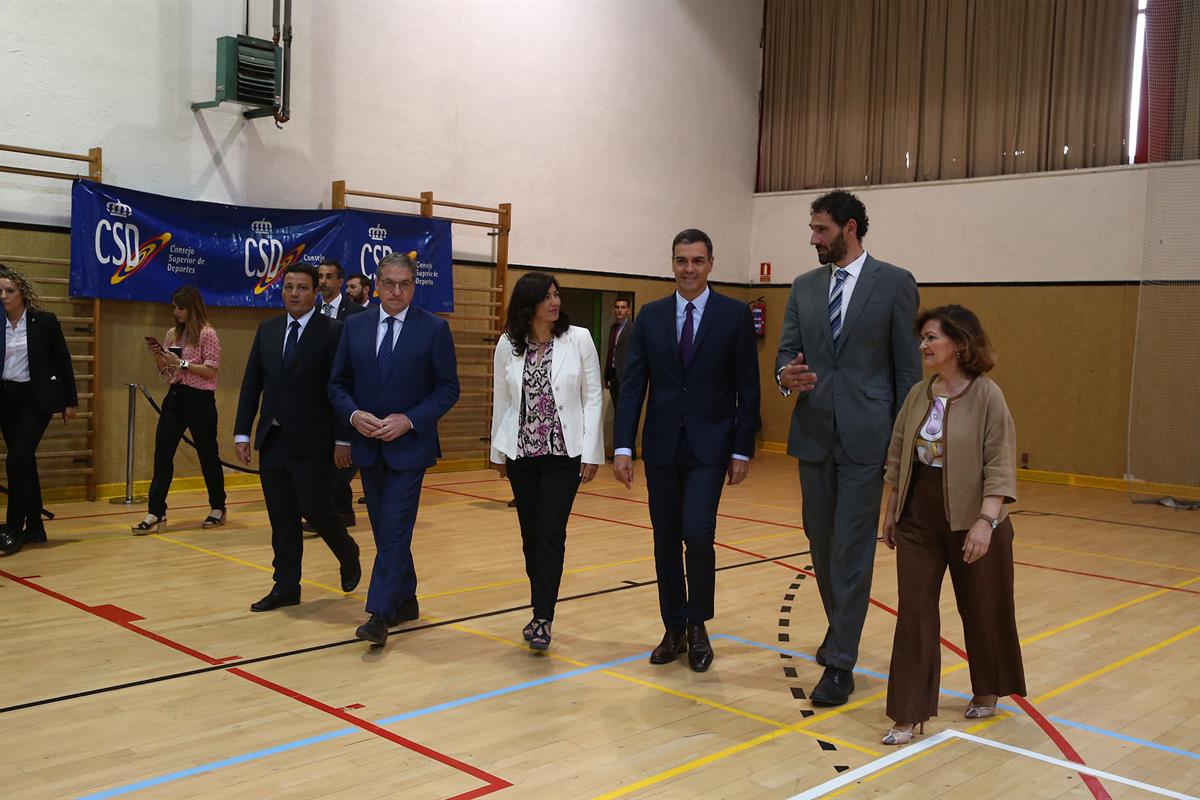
329,252,460,647
614,229,760,672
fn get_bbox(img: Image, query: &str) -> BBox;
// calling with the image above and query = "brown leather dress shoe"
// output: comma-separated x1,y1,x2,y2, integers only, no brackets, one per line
687,622,714,672
649,628,688,664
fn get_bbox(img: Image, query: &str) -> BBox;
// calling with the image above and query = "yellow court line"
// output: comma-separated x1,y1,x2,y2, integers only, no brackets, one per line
155,534,360,599
592,575,1200,799
820,716,1008,799
1033,623,1200,704
1018,541,1200,574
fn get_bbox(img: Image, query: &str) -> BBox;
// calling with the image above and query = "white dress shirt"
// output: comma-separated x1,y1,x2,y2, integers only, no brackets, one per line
2,310,31,382
319,293,344,318
828,249,868,322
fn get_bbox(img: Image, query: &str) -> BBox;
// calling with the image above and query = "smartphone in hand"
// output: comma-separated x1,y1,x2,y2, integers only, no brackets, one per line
145,336,163,351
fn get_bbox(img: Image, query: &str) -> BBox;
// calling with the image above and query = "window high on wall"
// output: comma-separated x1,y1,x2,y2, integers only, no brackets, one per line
757,0,1139,192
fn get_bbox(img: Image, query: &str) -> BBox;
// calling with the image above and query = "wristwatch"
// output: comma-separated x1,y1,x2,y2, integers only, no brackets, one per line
179,359,190,370
977,513,1000,530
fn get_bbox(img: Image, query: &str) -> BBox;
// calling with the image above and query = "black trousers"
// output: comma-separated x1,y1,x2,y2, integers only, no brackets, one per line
506,454,582,621
0,381,52,537
259,428,359,594
643,435,727,629
334,463,357,516
147,385,226,518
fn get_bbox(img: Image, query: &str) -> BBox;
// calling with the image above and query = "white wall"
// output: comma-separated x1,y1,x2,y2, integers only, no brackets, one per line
751,161,1200,285
0,0,762,282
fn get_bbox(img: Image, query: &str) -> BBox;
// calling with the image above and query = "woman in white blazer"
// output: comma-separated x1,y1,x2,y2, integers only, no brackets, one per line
491,272,604,651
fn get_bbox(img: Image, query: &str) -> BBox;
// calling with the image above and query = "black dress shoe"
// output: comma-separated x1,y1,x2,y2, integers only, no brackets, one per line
387,597,420,625
24,531,47,544
250,591,301,612
649,628,688,665
301,520,317,535
687,623,714,672
811,666,856,706
340,560,362,593
0,531,22,556
356,614,389,645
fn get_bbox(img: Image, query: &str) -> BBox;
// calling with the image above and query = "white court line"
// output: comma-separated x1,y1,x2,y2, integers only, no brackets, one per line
789,729,1200,800
787,731,956,800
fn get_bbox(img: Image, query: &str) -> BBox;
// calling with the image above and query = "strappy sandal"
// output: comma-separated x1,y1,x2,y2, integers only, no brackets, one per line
522,617,537,642
966,697,997,719
881,721,923,745
528,619,552,651
131,515,166,535
202,509,227,529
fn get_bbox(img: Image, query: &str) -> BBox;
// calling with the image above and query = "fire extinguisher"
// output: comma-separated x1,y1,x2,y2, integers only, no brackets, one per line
749,297,766,337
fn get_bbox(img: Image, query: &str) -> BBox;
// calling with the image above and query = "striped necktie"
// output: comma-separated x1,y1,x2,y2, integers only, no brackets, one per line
829,268,849,347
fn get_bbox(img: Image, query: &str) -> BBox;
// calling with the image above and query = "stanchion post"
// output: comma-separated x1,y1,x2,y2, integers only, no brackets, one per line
110,383,146,504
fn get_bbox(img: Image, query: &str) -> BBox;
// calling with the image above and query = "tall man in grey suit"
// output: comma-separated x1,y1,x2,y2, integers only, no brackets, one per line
775,190,921,706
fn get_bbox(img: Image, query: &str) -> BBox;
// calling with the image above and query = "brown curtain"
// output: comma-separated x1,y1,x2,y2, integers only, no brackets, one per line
1147,0,1200,161
758,0,1138,192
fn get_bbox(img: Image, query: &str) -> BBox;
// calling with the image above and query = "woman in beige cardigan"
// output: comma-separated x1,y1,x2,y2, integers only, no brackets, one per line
880,304,1025,745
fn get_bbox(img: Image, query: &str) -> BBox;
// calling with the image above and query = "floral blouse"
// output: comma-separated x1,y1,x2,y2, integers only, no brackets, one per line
517,340,567,458
165,325,221,391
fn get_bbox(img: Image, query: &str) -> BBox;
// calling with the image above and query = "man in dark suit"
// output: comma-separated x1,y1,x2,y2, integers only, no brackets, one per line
775,189,922,706
234,262,361,612
316,259,366,322
604,297,632,412
614,229,760,672
310,258,365,529
329,252,460,647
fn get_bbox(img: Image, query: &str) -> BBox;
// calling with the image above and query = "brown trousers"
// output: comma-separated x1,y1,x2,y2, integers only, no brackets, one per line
886,463,1027,724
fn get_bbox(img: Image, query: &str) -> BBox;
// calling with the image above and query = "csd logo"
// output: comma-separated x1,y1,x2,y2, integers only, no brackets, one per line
251,243,307,295
98,216,172,285
359,245,419,283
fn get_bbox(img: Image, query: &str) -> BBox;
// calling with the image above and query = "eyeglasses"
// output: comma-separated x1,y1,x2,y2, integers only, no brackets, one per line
379,279,414,292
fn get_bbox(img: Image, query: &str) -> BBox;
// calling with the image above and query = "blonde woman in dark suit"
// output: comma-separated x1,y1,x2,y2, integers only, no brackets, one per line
0,265,78,555
490,272,603,651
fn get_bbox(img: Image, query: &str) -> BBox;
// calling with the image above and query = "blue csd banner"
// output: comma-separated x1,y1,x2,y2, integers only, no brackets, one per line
69,181,454,312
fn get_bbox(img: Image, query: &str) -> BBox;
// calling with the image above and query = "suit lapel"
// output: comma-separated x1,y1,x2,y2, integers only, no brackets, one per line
663,297,684,373
272,316,290,376
688,290,720,366
838,256,881,353
378,308,410,383
813,270,836,356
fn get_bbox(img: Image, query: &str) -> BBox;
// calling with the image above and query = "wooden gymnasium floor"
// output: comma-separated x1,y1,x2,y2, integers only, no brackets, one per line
2,451,1198,800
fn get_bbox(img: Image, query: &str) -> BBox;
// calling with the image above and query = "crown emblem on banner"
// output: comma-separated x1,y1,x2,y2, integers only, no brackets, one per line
105,201,133,218
368,224,388,241
251,219,273,235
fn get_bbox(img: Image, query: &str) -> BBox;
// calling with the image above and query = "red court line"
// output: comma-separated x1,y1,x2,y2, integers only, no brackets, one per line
713,542,1112,800
0,568,511,799
1013,560,1200,596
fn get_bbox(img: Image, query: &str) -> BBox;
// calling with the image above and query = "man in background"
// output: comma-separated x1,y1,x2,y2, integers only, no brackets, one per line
346,274,373,309
605,297,632,412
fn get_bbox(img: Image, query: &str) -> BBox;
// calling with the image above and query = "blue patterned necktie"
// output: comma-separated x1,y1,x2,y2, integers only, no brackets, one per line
282,319,300,366
377,316,396,375
829,268,849,347
679,301,696,368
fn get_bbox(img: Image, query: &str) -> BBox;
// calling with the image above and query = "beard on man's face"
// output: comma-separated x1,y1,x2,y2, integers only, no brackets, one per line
815,231,847,265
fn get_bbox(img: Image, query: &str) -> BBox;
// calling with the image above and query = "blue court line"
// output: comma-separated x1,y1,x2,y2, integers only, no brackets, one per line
78,650,648,800
714,634,1200,762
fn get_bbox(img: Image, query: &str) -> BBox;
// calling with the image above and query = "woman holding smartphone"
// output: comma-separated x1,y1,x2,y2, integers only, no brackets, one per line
132,286,226,533
0,265,78,556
